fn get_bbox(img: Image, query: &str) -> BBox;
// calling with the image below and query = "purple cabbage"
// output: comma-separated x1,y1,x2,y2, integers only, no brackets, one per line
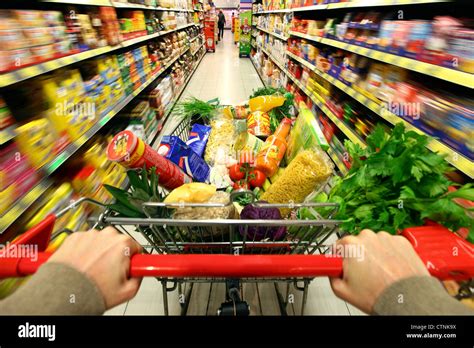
239,201,287,241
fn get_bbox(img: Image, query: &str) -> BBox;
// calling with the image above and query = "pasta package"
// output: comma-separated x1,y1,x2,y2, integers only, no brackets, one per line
204,117,236,166
261,148,334,216
285,107,329,163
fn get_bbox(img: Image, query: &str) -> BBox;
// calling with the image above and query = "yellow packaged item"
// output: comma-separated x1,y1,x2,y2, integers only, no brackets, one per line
164,183,217,203
26,182,74,229
15,119,56,169
261,148,333,216
249,95,286,113
286,107,330,163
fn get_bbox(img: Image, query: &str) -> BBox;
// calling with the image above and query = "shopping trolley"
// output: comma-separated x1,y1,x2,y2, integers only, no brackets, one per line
1,117,473,315
1,192,474,316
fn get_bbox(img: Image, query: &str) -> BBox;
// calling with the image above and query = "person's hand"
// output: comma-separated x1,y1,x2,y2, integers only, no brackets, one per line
329,229,429,314
48,227,143,309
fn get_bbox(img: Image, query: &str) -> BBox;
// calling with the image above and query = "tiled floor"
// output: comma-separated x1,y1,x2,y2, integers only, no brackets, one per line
105,30,366,316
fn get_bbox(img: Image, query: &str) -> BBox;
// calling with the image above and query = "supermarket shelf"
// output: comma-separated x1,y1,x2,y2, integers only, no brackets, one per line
260,46,365,148
256,26,288,41
327,147,349,176
289,31,474,88
190,34,203,43
0,126,16,146
287,70,365,147
326,0,451,9
0,179,53,234
0,47,192,233
112,2,193,11
255,48,352,175
253,9,291,14
0,24,195,88
40,0,112,5
292,4,328,12
191,43,206,56
153,50,206,147
252,0,450,13
259,46,286,72
286,50,474,178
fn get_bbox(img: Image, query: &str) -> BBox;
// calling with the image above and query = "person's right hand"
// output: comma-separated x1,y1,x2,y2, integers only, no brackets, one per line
329,229,430,314
48,227,143,309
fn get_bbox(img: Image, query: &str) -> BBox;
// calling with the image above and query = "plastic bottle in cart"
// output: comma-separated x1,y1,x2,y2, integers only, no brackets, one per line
107,130,192,190
255,118,292,177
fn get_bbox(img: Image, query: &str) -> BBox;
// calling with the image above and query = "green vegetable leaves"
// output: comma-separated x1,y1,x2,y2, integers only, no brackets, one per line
175,97,219,124
105,166,169,218
318,123,473,238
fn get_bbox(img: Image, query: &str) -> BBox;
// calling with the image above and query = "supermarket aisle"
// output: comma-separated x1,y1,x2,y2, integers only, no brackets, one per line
106,31,364,317
158,30,262,139
182,30,263,104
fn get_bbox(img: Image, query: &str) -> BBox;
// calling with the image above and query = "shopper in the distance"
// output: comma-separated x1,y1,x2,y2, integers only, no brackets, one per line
0,228,472,315
217,10,225,41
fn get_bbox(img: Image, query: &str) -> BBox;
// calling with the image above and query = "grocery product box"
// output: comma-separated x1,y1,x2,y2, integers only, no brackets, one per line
158,135,210,182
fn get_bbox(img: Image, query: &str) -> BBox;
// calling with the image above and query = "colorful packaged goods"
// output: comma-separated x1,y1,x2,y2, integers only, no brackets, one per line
107,130,192,190
186,123,211,157
158,136,210,182
0,9,73,72
0,97,15,130
14,118,59,169
286,107,330,162
247,111,271,137
255,118,292,177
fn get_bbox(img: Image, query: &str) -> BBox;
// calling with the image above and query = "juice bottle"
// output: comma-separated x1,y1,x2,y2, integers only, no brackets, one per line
255,118,292,177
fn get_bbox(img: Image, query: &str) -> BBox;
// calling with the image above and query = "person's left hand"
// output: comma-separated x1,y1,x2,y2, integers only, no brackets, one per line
48,227,143,309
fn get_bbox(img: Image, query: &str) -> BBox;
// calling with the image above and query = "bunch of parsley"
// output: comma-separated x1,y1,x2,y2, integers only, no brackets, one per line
322,123,473,241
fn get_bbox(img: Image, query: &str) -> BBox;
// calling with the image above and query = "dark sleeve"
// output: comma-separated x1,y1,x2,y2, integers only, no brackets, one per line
373,276,473,315
0,263,106,315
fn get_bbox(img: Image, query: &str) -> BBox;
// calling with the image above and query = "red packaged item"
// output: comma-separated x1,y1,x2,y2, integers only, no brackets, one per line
107,130,192,190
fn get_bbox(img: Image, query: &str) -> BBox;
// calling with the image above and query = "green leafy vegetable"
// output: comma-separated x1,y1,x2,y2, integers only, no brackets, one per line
317,123,473,240
175,97,219,124
105,167,170,218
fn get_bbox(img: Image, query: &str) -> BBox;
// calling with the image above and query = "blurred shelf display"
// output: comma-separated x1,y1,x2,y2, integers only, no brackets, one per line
0,0,206,234
0,24,196,87
289,32,473,88
256,26,288,41
250,1,473,178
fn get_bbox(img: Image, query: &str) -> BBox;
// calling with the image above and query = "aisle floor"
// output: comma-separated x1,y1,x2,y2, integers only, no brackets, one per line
106,31,365,316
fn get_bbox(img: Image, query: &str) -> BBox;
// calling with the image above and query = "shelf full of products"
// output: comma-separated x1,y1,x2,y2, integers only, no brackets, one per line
0,0,206,235
250,1,473,179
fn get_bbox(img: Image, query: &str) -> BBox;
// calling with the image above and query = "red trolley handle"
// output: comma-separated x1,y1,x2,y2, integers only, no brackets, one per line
1,214,473,281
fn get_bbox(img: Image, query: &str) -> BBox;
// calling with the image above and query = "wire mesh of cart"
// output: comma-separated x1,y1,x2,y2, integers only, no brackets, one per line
79,115,340,315
124,114,340,315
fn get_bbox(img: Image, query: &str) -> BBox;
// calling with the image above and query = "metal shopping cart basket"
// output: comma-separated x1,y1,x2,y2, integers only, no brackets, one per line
1,117,473,315
2,195,474,316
